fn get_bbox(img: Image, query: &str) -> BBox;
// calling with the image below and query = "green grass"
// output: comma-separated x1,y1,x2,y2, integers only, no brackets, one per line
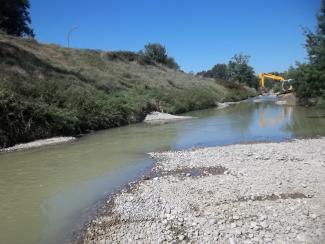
0,34,256,148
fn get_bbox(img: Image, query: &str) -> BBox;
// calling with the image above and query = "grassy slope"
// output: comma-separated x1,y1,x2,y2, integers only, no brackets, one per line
0,34,256,148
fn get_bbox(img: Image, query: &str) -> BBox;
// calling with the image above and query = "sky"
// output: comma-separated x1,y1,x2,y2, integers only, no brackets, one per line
30,0,321,73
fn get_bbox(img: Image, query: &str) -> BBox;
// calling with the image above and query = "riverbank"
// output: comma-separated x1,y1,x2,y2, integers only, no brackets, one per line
0,34,256,149
0,137,76,153
77,138,325,243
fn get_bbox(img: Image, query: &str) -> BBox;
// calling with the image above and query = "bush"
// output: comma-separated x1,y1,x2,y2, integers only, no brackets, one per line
165,57,180,70
138,43,180,69
143,43,167,63
106,51,138,62
137,51,155,65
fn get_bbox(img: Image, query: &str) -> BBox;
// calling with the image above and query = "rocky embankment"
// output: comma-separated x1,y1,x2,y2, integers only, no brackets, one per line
78,138,325,243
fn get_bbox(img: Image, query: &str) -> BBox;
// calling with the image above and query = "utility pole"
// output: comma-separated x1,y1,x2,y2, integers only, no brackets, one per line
67,26,78,48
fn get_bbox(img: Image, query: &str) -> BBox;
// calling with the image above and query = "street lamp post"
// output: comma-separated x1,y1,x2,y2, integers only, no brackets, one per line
67,26,78,48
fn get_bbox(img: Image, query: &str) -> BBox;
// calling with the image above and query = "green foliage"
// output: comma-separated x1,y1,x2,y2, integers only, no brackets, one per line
165,57,180,70
143,43,168,63
140,43,180,69
227,54,258,88
137,51,156,65
106,51,138,62
198,54,258,88
199,64,228,80
0,0,34,37
287,0,325,106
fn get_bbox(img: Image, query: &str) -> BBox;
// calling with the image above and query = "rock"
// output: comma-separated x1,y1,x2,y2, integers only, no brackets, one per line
233,215,240,220
296,233,308,242
260,222,268,229
229,237,236,244
259,215,267,221
178,235,185,241
250,222,257,228
208,218,217,225
310,213,317,219
230,223,237,228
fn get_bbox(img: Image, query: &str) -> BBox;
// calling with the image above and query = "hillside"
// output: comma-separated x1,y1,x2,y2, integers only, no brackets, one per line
0,34,256,148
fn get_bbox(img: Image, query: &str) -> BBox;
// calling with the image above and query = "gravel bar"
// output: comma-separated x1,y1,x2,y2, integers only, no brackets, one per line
77,138,325,244
144,112,194,124
0,137,76,152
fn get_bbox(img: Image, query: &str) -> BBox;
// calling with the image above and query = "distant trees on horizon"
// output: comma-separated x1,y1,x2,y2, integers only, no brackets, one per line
198,53,258,88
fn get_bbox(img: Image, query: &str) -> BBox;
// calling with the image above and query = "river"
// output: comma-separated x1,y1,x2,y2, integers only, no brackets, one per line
0,98,325,244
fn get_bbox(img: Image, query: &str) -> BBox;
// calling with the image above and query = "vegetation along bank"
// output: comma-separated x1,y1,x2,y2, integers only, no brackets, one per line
0,35,256,148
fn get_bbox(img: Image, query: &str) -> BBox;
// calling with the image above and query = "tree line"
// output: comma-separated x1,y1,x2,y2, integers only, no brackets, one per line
284,0,325,106
197,54,258,88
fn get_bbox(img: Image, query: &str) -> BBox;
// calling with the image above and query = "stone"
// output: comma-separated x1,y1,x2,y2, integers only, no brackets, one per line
209,218,217,225
229,237,236,244
296,233,308,242
259,215,267,221
310,213,317,219
178,235,185,241
233,215,240,220
260,221,268,229
230,222,237,228
250,222,257,228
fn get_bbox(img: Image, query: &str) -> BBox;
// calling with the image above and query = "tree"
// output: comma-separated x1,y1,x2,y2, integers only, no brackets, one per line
305,0,325,66
140,43,180,70
0,0,34,37
227,53,257,88
143,43,168,63
209,64,228,80
197,63,228,79
291,0,325,105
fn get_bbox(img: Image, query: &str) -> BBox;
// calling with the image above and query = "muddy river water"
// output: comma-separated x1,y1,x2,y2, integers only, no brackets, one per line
0,97,325,244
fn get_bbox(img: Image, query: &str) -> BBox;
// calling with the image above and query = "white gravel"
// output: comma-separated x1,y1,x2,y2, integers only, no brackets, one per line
79,138,325,244
0,137,76,152
144,112,194,123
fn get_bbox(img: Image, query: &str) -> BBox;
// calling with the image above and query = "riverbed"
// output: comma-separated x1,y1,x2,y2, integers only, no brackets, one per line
0,98,325,244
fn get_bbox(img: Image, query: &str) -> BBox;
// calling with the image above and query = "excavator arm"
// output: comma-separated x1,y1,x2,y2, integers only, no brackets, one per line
258,73,285,88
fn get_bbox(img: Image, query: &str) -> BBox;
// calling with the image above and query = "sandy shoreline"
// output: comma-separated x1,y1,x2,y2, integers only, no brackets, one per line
76,138,325,244
0,137,76,152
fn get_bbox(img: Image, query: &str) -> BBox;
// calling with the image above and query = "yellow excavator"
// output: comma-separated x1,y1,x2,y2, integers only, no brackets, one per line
258,73,293,92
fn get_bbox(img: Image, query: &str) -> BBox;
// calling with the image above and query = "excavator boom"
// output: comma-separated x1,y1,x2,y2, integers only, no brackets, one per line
258,73,285,89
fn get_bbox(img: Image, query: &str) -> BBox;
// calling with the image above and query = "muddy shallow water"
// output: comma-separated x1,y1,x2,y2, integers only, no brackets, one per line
0,98,325,244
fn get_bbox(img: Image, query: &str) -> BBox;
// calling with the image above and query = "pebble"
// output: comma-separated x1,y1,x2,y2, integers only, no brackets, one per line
178,235,185,241
230,223,237,228
229,237,236,244
208,218,217,225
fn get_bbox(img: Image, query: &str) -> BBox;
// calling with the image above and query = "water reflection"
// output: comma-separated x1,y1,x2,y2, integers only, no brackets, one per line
258,104,293,128
285,107,325,137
